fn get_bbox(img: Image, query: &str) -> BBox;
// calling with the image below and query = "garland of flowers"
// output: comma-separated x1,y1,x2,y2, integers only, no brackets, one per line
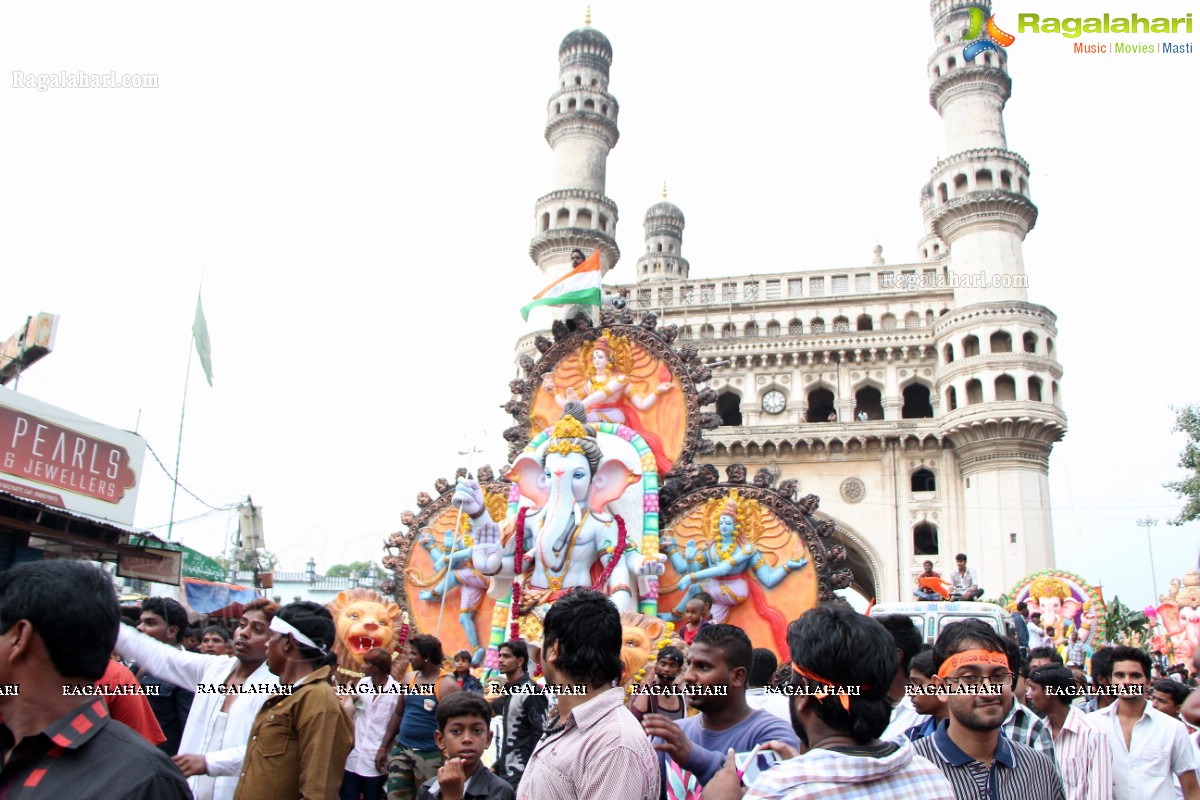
627,622,676,696
510,507,528,641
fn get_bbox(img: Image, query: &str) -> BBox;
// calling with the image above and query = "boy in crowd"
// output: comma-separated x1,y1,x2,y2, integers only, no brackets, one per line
200,626,233,656
681,595,713,646
904,651,948,741
453,650,484,694
418,693,514,800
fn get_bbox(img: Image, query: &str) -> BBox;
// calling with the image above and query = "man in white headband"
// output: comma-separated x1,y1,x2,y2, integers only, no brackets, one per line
232,601,353,800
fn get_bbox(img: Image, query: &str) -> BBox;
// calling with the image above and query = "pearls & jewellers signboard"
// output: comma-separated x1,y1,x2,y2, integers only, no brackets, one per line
0,389,145,526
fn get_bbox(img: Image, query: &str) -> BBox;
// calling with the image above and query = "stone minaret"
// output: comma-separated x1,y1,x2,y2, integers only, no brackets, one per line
635,182,689,282
529,11,621,280
926,1,1066,596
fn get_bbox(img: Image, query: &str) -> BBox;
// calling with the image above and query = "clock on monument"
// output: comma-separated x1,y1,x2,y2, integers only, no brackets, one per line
762,390,786,414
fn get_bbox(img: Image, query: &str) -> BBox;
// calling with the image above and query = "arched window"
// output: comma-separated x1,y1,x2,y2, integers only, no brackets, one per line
680,326,693,341
966,379,983,405
995,374,1016,401
583,99,595,111
912,468,936,493
717,392,742,426
854,386,883,420
856,314,873,331
902,384,934,418
1001,170,1013,190
1052,381,1060,407
937,183,948,203
568,98,577,111
990,330,1012,353
926,310,935,326
832,316,849,332
954,173,968,196
1023,331,1037,353
975,169,993,190
574,76,581,86
656,243,663,252
1028,376,1043,402
601,103,608,115
1046,338,1054,356
963,335,980,357
700,324,715,340
913,522,939,556
744,321,759,337
541,212,550,232
788,319,803,336
946,386,958,411
881,313,897,331
810,318,825,334
905,311,921,329
806,388,835,422
556,208,569,227
576,209,592,228
721,323,737,339
766,321,781,337
943,343,954,364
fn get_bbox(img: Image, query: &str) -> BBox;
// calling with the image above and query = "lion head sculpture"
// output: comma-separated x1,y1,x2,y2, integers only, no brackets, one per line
326,588,402,683
619,611,683,687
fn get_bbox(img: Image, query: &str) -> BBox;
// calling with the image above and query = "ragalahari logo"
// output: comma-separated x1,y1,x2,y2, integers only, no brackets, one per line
963,7,1016,61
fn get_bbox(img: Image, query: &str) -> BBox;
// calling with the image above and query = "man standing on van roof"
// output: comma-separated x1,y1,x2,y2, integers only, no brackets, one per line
949,554,983,602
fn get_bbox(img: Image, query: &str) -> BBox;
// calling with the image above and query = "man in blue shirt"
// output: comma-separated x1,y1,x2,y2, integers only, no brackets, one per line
641,624,798,795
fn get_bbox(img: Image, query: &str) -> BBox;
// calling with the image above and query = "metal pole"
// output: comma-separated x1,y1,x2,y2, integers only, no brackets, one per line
166,335,194,542
1136,517,1159,605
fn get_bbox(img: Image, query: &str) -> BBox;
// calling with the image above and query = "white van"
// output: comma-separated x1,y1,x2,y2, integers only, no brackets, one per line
868,601,1017,647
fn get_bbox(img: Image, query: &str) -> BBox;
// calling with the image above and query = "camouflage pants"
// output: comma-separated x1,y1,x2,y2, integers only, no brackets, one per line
385,746,442,800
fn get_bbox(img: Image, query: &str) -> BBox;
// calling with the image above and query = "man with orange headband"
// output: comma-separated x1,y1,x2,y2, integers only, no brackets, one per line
703,604,955,799
912,619,1064,799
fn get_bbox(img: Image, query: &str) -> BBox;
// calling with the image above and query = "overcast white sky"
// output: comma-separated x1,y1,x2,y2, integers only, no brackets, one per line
3,1,1196,612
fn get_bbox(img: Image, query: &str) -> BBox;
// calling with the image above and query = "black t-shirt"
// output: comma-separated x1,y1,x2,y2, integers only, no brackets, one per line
489,674,548,789
0,698,191,799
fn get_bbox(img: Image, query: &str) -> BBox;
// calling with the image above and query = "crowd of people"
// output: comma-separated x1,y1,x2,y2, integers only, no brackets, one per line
2,559,1199,799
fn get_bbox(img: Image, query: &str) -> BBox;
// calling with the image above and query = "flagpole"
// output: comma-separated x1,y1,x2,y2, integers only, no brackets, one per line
166,334,193,542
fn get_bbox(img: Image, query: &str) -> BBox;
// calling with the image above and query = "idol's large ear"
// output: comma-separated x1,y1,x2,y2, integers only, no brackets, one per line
589,460,639,515
512,453,550,507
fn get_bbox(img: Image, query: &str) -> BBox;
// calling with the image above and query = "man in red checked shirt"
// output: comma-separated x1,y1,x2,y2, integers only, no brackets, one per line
0,560,190,799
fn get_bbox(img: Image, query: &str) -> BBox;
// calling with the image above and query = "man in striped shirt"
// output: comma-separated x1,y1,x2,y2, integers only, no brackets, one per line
516,589,658,800
912,619,1065,800
1027,664,1112,800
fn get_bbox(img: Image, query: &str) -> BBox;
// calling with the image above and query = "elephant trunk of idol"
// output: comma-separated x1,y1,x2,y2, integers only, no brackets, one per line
538,481,580,560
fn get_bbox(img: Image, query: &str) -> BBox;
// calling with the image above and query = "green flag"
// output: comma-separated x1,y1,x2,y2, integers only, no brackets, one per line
192,294,214,387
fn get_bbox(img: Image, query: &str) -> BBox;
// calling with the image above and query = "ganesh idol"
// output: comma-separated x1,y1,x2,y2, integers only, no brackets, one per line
660,490,807,624
451,401,664,633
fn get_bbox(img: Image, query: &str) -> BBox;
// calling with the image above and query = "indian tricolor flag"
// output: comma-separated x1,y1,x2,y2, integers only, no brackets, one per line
520,251,603,321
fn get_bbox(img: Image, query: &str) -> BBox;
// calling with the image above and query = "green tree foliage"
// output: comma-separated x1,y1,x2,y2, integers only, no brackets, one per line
1105,595,1151,646
326,560,375,578
1165,404,1200,526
